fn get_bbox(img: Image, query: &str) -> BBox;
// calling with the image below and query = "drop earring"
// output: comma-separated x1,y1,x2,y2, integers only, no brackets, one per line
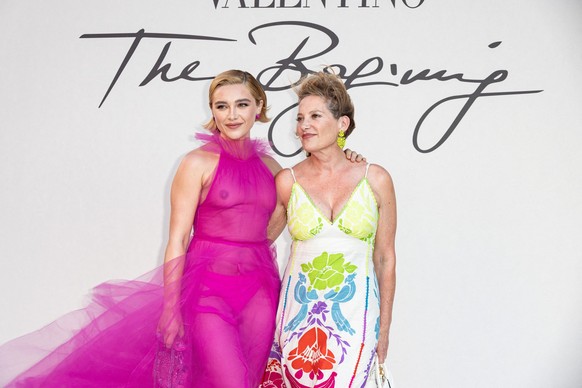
337,130,346,148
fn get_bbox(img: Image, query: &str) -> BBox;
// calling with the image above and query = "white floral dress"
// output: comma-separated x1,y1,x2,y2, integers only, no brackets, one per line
262,164,380,388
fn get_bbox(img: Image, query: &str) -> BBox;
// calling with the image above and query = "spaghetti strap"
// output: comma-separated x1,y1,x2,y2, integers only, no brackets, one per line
365,163,371,178
289,167,297,182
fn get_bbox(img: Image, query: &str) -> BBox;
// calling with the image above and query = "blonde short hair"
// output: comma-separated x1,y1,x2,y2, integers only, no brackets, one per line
203,70,269,130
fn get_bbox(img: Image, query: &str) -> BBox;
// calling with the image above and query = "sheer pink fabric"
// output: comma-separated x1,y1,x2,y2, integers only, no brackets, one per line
0,133,281,388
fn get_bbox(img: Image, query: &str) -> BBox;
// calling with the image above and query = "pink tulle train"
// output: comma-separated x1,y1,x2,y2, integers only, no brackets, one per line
0,133,281,387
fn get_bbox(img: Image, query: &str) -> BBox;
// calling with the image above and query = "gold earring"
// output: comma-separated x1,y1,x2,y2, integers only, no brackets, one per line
337,130,346,148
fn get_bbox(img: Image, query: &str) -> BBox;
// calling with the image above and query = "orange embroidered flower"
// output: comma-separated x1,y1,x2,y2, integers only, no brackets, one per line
288,327,336,380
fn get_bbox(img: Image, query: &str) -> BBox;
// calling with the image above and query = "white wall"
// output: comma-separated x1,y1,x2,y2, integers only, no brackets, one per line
0,0,581,386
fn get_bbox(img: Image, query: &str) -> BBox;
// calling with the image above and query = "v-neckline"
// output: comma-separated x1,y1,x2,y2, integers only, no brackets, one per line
293,178,368,225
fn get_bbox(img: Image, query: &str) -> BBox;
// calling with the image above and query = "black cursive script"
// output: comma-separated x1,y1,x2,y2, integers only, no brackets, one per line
79,29,234,108
80,22,543,154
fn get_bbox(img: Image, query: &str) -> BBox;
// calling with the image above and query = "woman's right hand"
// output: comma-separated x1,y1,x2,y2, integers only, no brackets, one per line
157,308,184,348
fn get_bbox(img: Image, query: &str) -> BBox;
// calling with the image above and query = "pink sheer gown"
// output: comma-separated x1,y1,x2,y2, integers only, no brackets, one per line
0,133,281,388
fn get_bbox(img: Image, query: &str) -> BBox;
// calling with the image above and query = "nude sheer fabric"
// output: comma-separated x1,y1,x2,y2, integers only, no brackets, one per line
0,133,280,388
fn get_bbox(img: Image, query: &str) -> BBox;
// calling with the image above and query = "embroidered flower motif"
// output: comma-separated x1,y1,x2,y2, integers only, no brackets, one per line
284,366,337,388
296,201,316,220
309,218,323,236
289,201,322,240
288,327,336,380
342,200,367,222
336,192,377,241
301,252,357,292
261,359,286,388
337,219,352,235
311,301,328,315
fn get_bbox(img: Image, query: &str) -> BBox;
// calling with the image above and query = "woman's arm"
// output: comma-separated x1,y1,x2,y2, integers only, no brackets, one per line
262,156,287,242
159,149,215,347
164,152,206,263
369,164,397,364
267,167,295,242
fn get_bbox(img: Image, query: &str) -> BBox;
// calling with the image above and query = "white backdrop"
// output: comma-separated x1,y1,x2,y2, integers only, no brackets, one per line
1,0,581,386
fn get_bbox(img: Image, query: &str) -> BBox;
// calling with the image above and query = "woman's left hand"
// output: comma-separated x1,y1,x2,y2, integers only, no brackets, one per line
376,332,389,364
344,148,366,162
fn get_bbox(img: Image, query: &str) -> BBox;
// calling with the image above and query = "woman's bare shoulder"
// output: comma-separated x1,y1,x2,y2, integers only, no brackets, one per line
275,166,294,180
274,166,296,191
367,163,395,192
178,146,219,174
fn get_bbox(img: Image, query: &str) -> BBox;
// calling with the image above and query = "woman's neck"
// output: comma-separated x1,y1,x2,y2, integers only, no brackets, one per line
307,146,347,173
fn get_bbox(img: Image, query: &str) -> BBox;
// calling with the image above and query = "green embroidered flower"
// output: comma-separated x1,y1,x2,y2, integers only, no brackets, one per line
289,201,321,240
296,201,316,221
337,200,376,240
337,219,352,235
359,232,374,243
309,218,323,236
300,252,357,292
